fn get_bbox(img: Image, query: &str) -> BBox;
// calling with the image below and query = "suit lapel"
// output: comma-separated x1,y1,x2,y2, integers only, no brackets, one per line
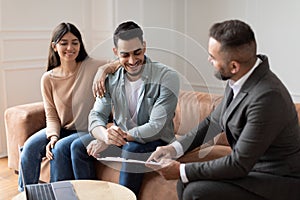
221,55,270,143
223,55,270,125
222,91,248,127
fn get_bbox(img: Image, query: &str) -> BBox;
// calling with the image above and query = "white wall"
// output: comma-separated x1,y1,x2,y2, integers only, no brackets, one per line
0,0,114,157
248,0,300,101
1,0,300,157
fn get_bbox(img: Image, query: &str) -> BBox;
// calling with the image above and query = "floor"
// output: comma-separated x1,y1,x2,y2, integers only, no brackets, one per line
0,157,19,200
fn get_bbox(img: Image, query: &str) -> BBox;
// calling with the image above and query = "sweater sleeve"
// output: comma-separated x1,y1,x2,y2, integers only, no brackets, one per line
41,72,61,139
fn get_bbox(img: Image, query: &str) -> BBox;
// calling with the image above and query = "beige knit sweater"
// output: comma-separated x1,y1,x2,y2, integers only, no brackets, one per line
41,57,105,139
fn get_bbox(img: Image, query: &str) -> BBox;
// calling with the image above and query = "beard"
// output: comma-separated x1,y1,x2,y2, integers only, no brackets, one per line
214,70,231,81
125,64,144,79
127,70,142,77
127,66,143,76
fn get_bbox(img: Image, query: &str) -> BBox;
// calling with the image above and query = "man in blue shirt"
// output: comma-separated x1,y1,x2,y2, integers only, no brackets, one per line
87,21,180,197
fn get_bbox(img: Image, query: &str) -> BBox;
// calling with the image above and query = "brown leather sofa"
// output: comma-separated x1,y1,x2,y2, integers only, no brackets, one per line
7,90,299,199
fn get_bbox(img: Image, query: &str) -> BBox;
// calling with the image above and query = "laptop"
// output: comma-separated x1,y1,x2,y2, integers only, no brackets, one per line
24,181,78,200
19,150,78,200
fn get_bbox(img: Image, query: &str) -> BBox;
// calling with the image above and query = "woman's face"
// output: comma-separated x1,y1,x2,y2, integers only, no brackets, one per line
53,32,80,62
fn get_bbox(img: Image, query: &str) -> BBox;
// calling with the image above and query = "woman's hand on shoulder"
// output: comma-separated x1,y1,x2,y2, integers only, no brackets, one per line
93,60,121,98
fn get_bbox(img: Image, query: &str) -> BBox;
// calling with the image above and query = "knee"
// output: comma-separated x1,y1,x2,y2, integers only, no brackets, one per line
122,142,142,152
121,143,142,159
182,184,197,200
70,139,86,156
177,180,194,200
181,181,222,200
52,141,63,154
52,140,71,159
21,141,46,160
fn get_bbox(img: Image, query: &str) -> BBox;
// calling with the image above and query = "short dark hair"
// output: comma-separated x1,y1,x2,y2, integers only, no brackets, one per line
209,19,257,62
113,21,143,47
47,22,88,71
209,19,256,50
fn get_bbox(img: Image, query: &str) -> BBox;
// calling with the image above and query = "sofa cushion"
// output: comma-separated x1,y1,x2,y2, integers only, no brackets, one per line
173,90,222,135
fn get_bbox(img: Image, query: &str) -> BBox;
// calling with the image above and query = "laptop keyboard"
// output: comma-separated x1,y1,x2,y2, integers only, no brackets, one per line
26,183,55,200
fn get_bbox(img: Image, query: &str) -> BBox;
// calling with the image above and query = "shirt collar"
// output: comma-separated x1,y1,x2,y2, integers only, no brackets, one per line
229,57,262,98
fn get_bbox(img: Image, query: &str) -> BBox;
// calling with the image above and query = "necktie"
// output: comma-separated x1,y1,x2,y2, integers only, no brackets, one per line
226,89,234,108
225,88,234,146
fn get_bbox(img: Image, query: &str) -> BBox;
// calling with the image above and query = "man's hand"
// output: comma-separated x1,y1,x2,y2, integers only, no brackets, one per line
90,125,129,146
147,145,177,163
107,125,128,146
86,139,108,158
157,160,181,180
46,136,58,160
93,61,121,98
146,158,181,180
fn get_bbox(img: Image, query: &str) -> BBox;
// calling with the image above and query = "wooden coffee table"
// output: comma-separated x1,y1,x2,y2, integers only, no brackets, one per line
13,180,136,200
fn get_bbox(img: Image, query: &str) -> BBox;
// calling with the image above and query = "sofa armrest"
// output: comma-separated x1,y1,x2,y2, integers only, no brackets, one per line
4,102,45,170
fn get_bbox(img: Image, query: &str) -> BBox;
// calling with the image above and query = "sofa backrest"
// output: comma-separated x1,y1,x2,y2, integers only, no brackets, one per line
173,90,222,135
174,90,300,136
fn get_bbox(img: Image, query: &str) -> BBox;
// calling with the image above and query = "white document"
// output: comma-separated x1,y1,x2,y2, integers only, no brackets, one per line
97,157,161,166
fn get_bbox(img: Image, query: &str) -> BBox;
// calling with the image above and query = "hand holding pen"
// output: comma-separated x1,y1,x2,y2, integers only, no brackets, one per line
106,125,128,146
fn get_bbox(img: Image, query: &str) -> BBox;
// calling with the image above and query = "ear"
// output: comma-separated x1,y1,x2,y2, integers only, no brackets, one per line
113,47,118,56
52,42,57,52
230,61,240,74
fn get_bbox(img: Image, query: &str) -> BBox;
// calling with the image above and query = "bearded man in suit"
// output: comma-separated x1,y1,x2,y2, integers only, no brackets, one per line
147,19,300,200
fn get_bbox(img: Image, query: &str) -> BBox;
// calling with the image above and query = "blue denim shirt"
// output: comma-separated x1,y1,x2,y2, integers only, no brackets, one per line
89,57,180,144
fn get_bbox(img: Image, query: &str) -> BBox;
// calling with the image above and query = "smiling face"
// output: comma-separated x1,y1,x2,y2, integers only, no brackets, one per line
113,37,146,81
52,32,80,63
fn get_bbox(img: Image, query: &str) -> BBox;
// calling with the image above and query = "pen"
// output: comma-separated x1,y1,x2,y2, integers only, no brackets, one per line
113,119,117,126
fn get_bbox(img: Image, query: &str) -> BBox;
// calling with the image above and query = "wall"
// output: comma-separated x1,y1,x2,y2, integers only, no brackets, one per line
1,0,300,157
248,0,300,101
0,0,113,157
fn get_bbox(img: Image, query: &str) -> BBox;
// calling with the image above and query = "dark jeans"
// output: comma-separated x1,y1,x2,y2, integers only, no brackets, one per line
119,140,167,197
18,128,95,192
51,133,96,182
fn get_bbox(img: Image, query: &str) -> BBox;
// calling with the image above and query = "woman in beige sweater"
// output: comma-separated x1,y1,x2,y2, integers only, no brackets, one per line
18,22,106,191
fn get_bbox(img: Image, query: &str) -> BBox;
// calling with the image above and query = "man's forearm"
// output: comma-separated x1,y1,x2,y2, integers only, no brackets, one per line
91,126,108,143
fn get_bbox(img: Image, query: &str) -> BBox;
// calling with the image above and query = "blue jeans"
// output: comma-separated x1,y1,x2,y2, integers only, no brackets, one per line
18,128,48,192
18,128,95,192
119,140,167,197
50,132,96,182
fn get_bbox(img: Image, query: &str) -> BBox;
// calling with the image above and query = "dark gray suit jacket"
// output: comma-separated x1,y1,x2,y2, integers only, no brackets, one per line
178,55,300,199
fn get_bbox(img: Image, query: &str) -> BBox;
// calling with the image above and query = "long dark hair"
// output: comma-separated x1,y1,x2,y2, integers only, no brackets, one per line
47,22,88,71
